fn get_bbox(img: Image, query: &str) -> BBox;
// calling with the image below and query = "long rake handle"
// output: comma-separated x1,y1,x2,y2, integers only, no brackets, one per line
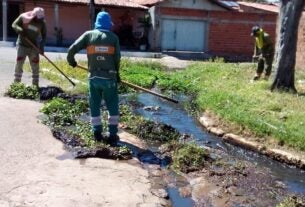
76,65,179,104
24,37,76,86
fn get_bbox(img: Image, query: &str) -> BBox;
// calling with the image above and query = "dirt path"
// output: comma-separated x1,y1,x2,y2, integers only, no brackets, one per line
0,47,166,207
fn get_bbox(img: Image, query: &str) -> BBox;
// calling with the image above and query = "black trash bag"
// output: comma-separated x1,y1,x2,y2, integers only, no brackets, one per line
39,86,64,101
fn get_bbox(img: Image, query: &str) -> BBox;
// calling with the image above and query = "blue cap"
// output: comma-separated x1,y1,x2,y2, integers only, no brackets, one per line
95,11,112,30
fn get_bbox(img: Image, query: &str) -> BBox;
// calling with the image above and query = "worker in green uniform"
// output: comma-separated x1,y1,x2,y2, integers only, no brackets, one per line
67,11,121,145
251,26,274,81
12,7,47,86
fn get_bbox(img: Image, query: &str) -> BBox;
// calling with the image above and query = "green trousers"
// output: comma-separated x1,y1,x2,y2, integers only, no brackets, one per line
257,53,274,76
89,78,119,135
14,45,40,86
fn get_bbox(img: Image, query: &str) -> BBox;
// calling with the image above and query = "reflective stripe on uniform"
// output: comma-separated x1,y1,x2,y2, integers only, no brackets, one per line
91,116,101,126
108,115,119,125
86,45,115,55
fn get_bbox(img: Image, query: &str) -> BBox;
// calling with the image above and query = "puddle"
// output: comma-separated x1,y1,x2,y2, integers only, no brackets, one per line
135,93,305,204
167,187,194,207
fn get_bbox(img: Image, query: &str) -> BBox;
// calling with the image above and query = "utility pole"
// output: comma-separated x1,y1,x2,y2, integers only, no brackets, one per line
2,0,7,41
89,0,95,29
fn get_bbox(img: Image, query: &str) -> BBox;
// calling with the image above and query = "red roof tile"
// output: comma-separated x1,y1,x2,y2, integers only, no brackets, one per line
132,0,163,5
49,0,89,3
95,0,147,9
46,0,147,9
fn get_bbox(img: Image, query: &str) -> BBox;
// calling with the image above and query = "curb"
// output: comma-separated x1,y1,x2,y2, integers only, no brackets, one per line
199,114,305,169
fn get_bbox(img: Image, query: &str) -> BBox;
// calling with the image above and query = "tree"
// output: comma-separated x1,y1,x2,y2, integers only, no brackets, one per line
271,0,305,93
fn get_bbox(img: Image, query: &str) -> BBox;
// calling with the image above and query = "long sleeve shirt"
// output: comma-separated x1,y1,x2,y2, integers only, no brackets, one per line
67,29,121,80
254,31,274,57
12,15,47,48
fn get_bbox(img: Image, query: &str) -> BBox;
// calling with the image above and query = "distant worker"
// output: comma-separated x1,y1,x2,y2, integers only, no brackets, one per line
12,7,47,87
251,26,274,81
67,11,121,145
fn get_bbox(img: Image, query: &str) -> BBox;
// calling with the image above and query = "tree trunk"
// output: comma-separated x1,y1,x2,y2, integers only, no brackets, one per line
271,0,305,93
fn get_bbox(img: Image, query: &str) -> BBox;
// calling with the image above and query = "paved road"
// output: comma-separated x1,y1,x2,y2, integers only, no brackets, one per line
0,46,165,207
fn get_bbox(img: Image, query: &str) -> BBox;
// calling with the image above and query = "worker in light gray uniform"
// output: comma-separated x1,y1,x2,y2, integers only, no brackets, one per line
251,26,274,81
67,11,121,145
12,7,47,86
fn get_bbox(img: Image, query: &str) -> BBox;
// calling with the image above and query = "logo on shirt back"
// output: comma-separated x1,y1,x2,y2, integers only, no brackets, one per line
86,45,115,55
96,46,109,52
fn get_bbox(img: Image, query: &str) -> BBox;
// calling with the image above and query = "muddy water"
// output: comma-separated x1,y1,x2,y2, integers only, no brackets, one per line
135,93,305,203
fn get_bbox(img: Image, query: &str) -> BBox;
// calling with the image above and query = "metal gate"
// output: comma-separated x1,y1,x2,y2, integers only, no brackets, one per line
161,19,206,51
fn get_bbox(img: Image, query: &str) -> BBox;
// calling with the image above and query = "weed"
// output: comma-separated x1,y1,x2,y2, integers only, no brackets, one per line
276,196,305,207
172,143,209,173
5,82,39,99
40,97,88,127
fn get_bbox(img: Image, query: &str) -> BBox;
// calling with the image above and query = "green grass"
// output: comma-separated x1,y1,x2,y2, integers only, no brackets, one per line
162,61,305,151
37,58,305,151
38,59,88,93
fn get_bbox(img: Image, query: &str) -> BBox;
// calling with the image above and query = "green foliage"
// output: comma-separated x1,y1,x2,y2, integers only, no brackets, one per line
157,72,197,93
118,145,132,155
172,143,209,173
72,120,96,147
120,104,180,142
138,12,152,30
38,60,88,93
120,59,164,88
164,62,305,151
276,196,305,207
36,58,305,151
40,97,88,126
5,82,39,99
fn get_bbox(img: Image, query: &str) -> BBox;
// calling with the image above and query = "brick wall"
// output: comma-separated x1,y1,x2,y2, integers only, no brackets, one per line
24,2,90,45
24,2,145,46
209,11,277,57
159,7,277,59
160,7,209,18
296,13,305,70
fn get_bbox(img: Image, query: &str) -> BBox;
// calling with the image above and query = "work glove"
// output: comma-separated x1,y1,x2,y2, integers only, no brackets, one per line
69,61,77,68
